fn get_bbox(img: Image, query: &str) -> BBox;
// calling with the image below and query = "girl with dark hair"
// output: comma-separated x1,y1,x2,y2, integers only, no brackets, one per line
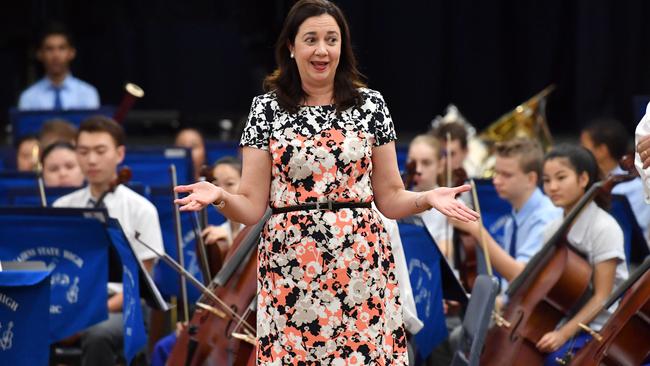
201,157,244,247
174,1,478,364
538,144,628,365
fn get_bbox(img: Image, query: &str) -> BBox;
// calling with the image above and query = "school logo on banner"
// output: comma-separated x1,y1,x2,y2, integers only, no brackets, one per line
0,268,52,366
0,215,109,341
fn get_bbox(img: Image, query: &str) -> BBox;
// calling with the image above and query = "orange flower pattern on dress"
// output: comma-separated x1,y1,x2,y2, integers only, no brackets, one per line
240,88,408,365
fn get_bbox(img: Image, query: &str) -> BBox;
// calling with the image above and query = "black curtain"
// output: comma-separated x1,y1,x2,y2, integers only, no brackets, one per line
1,0,649,140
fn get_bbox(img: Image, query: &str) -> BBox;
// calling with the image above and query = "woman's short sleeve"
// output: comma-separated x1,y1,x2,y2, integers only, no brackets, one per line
239,95,273,151
370,91,397,146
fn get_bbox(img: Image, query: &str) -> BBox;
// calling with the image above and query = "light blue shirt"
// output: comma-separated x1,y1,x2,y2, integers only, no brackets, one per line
503,187,562,262
611,165,650,241
18,74,100,110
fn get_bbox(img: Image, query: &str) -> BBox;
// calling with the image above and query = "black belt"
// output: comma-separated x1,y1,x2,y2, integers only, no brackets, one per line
271,201,372,214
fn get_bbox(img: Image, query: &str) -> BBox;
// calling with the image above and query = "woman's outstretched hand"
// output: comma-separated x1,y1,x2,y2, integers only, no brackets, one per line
426,184,479,222
174,181,223,211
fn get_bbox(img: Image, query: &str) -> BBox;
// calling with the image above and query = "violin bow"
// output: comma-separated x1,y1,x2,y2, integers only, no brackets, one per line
32,144,47,207
470,179,493,277
445,133,453,259
170,164,190,323
133,233,256,336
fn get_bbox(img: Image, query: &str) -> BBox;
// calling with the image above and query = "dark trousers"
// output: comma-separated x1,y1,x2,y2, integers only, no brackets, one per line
81,312,123,366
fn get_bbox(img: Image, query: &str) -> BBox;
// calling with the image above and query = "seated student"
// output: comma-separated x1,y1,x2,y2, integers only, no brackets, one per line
536,145,628,364
15,135,39,172
41,142,84,187
151,156,248,366
53,116,164,366
581,119,650,243
174,128,206,181
19,23,99,110
201,156,244,247
433,122,469,176
40,118,78,148
451,138,561,290
406,134,453,257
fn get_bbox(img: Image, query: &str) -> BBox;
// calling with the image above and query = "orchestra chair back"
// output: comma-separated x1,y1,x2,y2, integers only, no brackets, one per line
451,274,499,366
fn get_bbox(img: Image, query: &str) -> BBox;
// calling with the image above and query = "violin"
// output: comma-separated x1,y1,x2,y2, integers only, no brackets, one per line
569,257,650,365
480,164,637,366
196,165,230,279
447,168,481,291
168,210,269,366
94,167,132,208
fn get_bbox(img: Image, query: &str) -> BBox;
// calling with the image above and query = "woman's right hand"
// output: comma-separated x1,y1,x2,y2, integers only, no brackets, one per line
174,181,223,211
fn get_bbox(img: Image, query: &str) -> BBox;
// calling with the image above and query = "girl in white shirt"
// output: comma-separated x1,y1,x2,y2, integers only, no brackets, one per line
539,144,628,365
201,156,244,247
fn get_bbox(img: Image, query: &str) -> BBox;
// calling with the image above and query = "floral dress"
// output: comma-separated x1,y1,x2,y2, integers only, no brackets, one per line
240,88,408,365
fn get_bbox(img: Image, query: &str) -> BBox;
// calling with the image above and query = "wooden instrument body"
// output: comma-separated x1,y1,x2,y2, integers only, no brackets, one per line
571,268,650,366
168,225,258,366
481,244,593,365
454,229,479,290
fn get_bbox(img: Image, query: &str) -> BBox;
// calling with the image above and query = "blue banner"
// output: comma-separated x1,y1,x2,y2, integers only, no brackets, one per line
0,268,52,366
105,219,147,365
0,214,108,341
151,189,225,301
397,219,447,359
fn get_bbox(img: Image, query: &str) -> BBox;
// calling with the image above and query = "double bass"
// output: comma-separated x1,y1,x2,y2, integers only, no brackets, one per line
480,169,634,365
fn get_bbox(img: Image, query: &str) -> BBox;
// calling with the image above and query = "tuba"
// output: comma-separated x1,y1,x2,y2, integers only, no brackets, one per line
475,85,555,176
479,85,555,151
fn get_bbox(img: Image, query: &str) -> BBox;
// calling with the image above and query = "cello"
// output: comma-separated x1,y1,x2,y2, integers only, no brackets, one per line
569,256,650,366
480,168,635,366
167,210,269,366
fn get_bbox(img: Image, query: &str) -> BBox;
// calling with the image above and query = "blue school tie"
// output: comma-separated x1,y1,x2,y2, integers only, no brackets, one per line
509,214,518,258
53,86,63,110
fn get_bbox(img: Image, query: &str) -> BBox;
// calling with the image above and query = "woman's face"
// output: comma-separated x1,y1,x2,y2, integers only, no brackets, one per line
407,142,442,192
43,147,84,187
212,164,241,195
542,158,588,211
175,129,205,175
290,14,341,90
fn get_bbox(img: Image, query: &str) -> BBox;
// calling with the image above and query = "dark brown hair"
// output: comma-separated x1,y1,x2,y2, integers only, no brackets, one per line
433,122,468,149
263,0,365,113
77,115,125,147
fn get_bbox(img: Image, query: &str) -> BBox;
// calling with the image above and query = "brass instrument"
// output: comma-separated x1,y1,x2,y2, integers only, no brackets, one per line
475,85,555,177
479,85,555,151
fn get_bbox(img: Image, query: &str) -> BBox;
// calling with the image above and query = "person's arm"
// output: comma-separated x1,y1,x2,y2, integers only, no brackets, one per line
175,147,271,225
536,259,618,352
450,219,525,281
107,292,124,313
371,142,478,222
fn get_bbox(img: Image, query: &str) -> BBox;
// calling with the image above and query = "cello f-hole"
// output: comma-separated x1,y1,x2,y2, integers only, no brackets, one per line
509,310,524,343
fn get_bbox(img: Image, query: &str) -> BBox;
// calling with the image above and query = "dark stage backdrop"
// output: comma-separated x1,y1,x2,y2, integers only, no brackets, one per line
1,0,650,142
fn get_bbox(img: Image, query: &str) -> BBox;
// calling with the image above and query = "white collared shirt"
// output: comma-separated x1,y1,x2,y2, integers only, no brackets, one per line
53,185,165,261
543,201,628,330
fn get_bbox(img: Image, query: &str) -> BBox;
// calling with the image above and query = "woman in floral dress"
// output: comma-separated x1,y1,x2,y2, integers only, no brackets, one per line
175,1,479,364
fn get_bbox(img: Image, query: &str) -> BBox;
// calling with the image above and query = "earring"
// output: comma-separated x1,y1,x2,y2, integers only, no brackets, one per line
290,52,294,59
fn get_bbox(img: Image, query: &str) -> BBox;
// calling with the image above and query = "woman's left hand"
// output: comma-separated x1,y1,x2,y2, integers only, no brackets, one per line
426,184,479,222
536,330,569,353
